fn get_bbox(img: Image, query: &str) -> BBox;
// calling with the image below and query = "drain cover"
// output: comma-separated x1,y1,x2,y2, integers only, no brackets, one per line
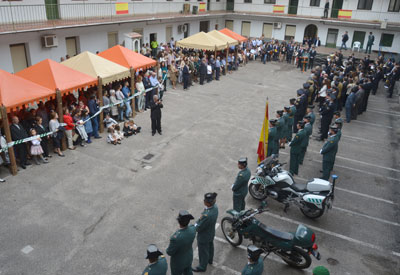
327,258,339,265
143,154,154,160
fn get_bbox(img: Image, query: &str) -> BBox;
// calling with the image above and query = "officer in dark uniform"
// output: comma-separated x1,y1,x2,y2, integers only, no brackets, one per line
289,122,306,175
334,120,342,141
306,105,316,126
318,94,334,141
281,107,290,148
241,245,264,275
232,158,251,212
276,110,285,149
192,193,219,272
166,211,196,275
288,98,297,140
293,90,306,133
267,119,279,157
299,115,312,165
142,244,168,275
320,126,339,180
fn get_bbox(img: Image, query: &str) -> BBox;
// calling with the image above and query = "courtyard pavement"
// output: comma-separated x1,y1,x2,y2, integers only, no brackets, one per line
0,61,399,275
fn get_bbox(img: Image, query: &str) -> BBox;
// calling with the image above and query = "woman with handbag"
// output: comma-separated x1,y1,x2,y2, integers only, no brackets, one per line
49,112,65,157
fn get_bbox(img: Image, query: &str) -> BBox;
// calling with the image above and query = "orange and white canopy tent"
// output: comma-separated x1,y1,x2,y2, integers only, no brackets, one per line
61,51,131,85
16,59,97,96
0,69,54,111
98,45,156,71
208,30,239,47
176,31,227,51
219,28,247,43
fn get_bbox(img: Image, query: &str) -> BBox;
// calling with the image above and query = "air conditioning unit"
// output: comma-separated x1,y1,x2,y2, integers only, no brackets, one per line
42,35,58,48
273,22,282,29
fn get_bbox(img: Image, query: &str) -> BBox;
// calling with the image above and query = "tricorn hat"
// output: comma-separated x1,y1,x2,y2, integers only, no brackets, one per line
145,244,163,259
204,192,217,204
177,210,194,222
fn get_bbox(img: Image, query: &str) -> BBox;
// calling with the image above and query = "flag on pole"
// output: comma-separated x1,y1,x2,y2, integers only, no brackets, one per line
257,100,269,164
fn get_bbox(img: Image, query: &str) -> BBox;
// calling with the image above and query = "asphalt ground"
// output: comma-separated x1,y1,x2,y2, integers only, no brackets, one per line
0,61,398,275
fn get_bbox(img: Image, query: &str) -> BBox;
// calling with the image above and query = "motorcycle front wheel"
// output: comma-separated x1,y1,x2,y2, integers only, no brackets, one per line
221,217,243,247
275,247,312,269
300,205,325,219
249,183,268,200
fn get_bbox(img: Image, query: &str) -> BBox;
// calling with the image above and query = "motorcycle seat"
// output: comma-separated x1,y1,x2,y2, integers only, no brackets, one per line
291,183,308,192
258,222,293,241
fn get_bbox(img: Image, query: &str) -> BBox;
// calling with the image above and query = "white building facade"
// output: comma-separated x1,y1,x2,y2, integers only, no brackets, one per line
0,0,399,73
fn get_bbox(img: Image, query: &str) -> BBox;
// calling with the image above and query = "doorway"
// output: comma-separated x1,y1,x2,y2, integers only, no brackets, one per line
331,0,343,18
200,21,209,32
150,33,157,44
166,26,173,44
326,28,339,48
304,24,318,41
133,28,143,47
66,37,78,57
45,0,59,20
352,31,366,49
9,43,29,73
183,23,190,38
207,0,210,11
226,0,234,11
288,0,299,15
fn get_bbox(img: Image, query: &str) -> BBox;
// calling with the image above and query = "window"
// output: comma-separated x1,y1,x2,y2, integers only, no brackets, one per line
310,0,320,6
388,0,400,12
107,32,118,48
65,37,78,57
225,20,234,30
264,0,276,4
380,33,394,47
357,0,373,10
262,23,273,39
244,0,252,3
241,21,251,37
9,43,28,73
284,25,296,41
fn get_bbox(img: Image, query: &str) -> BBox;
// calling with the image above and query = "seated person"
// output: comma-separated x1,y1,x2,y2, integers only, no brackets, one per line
123,121,134,137
114,124,124,141
103,113,118,129
129,120,141,134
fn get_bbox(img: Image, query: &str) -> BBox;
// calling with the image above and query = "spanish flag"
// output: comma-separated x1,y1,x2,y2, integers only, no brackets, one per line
116,2,129,15
199,2,206,12
338,9,352,19
273,5,285,13
257,100,269,164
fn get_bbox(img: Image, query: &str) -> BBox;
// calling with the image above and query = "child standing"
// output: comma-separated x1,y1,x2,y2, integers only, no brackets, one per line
30,129,49,165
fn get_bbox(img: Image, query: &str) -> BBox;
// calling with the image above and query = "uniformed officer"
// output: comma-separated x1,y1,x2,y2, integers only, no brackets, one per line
232,157,251,212
306,105,316,126
320,126,339,180
241,245,264,275
294,90,306,133
166,210,196,275
192,193,219,273
267,119,279,157
333,111,343,141
281,107,290,148
288,98,297,141
317,94,334,141
289,121,306,175
142,244,168,275
276,110,284,149
299,115,312,165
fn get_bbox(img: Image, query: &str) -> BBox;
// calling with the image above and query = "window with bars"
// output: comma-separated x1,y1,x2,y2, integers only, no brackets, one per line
244,0,252,3
357,0,373,10
264,0,276,4
380,33,394,47
310,0,320,6
388,0,400,11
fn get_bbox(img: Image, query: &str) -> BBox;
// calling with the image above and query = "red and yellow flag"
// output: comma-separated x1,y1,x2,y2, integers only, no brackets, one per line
199,2,206,12
273,5,285,13
338,9,352,19
116,2,129,15
257,100,269,164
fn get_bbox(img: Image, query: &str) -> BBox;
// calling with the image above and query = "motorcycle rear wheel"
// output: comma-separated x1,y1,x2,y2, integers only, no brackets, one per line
249,183,268,200
300,205,325,219
276,247,312,269
221,217,243,247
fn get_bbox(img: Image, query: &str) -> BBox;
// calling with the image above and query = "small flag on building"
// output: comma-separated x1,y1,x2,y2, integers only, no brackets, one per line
257,100,269,164
338,9,352,19
116,2,129,15
199,2,206,12
273,5,285,13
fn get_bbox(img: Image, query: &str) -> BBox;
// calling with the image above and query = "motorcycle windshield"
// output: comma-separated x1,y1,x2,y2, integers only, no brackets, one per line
293,224,314,248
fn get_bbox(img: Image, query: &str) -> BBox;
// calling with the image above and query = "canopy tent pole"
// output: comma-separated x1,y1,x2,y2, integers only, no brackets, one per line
97,77,104,133
56,89,67,151
226,43,229,73
1,106,17,175
130,67,136,118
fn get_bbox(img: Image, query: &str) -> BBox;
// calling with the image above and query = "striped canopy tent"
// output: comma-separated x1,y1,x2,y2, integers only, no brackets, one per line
176,31,227,51
0,69,54,111
61,51,130,85
98,45,156,71
219,28,247,43
208,30,239,47
16,59,97,96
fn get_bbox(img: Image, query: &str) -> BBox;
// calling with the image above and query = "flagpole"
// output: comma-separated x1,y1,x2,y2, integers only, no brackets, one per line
264,97,268,159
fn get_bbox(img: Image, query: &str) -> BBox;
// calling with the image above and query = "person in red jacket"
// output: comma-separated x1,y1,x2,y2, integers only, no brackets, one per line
63,107,76,150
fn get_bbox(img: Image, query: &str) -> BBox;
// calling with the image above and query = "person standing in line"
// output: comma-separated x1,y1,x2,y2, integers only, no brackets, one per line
320,125,339,180
63,107,76,150
34,116,51,159
166,210,196,275
241,245,264,275
192,193,218,273
150,95,163,136
340,31,349,50
183,61,190,91
88,94,101,139
199,59,207,85
232,157,251,212
299,115,312,165
10,116,31,169
365,32,374,54
122,81,132,118
267,119,279,157
142,244,168,275
215,57,221,81
289,121,306,176
345,87,356,123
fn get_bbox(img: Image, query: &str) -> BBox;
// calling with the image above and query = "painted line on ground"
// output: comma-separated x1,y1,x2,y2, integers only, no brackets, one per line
368,107,400,114
294,176,396,205
351,119,393,129
332,206,400,227
193,251,241,275
341,134,381,143
261,211,400,258
367,109,400,117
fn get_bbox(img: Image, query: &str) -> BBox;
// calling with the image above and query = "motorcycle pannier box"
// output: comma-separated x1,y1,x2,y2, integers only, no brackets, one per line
306,178,332,192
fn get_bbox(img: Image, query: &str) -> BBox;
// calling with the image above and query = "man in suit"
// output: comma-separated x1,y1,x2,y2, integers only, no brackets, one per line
309,46,317,69
192,193,219,272
142,244,168,275
232,157,251,212
361,77,374,112
199,59,207,85
150,95,163,136
320,126,339,180
88,95,101,139
166,210,196,275
10,116,31,169
142,72,152,110
365,32,374,54
34,116,50,158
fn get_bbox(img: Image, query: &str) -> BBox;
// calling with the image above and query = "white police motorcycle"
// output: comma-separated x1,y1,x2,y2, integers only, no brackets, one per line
248,155,337,219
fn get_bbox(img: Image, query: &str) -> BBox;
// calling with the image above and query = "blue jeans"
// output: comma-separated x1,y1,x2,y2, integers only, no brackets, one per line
91,116,99,137
124,101,132,118
345,105,352,123
340,42,347,50
118,104,124,121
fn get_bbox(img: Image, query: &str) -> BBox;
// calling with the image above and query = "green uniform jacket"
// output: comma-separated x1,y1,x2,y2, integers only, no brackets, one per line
195,204,219,243
321,135,338,163
232,167,251,197
241,258,264,275
267,127,279,156
309,111,316,126
276,117,285,139
282,113,290,138
303,123,312,147
290,105,297,117
166,225,196,271
142,255,168,275
290,129,306,154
